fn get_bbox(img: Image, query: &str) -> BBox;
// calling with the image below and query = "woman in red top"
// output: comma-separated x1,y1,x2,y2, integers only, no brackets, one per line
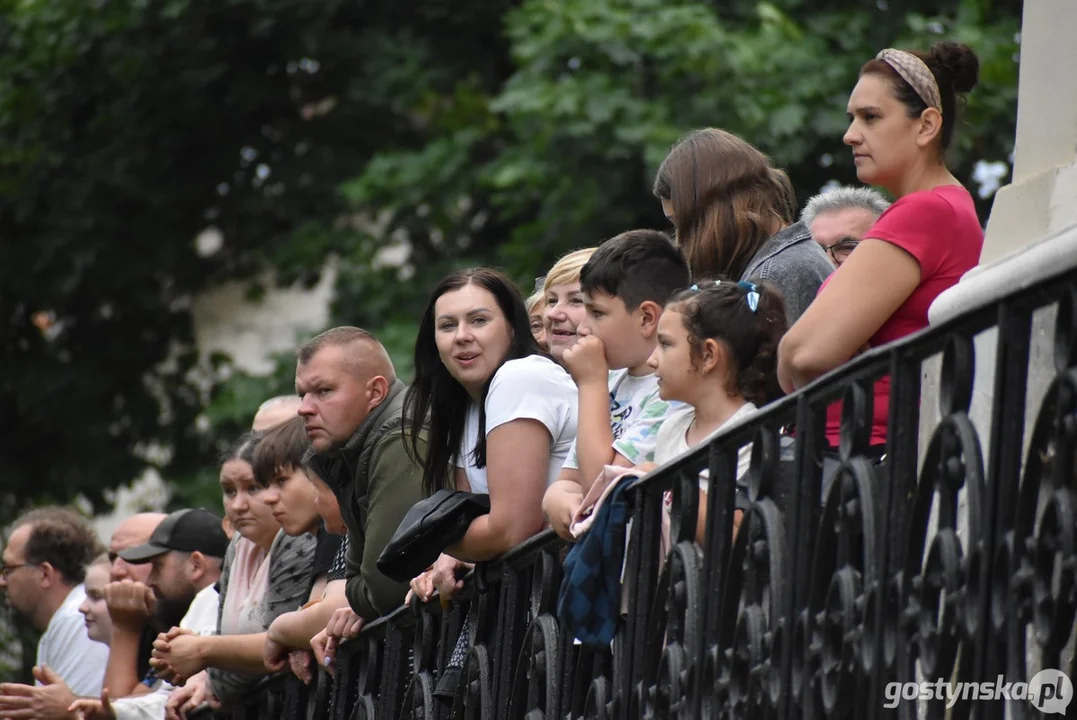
777,41,984,448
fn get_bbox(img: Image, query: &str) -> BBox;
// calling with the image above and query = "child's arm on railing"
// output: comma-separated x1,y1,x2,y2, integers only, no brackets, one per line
542,476,584,541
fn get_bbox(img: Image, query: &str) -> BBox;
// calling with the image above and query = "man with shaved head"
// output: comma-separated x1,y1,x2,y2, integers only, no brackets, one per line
252,395,302,432
296,327,426,663
108,513,167,583
101,513,166,699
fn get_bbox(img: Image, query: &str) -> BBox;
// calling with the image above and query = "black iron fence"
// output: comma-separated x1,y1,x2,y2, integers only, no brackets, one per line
227,264,1077,719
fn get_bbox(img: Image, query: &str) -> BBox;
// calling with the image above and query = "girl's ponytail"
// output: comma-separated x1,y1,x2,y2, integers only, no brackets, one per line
667,278,789,406
738,280,788,405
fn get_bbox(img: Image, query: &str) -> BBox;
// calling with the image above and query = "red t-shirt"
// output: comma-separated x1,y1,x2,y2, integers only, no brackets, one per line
823,185,984,447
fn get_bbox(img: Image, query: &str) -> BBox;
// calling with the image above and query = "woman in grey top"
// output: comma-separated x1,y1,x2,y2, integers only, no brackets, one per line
653,128,832,324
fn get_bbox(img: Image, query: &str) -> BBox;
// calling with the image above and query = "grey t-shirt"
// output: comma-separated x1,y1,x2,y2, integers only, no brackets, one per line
207,530,316,703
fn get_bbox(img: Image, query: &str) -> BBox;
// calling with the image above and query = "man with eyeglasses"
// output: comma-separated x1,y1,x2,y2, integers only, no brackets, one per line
801,186,891,268
0,506,109,718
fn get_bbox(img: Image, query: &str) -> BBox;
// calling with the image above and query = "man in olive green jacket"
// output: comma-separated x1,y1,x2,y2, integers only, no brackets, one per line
296,327,426,654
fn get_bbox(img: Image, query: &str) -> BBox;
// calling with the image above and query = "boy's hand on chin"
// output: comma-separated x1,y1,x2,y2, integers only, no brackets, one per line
562,336,609,386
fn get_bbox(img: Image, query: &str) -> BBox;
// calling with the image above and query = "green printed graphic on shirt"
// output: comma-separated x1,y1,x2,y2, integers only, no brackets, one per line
564,369,682,469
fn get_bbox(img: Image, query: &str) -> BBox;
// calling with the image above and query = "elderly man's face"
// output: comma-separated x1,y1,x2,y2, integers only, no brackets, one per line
811,206,879,267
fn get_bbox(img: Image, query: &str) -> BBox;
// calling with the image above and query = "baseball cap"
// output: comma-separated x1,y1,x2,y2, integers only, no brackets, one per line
118,508,230,563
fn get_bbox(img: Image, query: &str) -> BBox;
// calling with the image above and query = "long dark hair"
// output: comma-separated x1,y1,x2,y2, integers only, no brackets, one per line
404,268,546,496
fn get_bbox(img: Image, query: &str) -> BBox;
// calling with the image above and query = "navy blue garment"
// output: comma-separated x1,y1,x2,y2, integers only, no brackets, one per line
556,479,632,647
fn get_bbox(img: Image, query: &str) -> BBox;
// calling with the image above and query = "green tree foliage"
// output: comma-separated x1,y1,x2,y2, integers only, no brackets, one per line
328,0,1019,393
1,0,1019,510
0,0,512,510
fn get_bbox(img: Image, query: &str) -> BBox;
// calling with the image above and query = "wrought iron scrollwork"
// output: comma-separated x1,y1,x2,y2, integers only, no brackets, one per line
808,457,879,718
513,547,564,719
1004,285,1077,719
896,333,985,720
401,600,440,720
644,541,701,720
462,644,493,720
701,422,789,720
229,260,1077,720
353,634,384,720
513,613,560,719
402,672,436,720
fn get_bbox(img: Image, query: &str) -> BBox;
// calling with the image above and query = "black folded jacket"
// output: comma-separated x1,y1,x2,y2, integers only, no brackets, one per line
376,489,491,583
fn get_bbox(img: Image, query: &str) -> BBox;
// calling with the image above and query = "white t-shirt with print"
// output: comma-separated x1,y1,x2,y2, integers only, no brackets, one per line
655,402,758,494
456,355,578,493
37,584,109,696
563,369,677,471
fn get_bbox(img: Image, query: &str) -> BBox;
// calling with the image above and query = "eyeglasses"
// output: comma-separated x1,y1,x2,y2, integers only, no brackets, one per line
821,237,860,264
0,562,37,579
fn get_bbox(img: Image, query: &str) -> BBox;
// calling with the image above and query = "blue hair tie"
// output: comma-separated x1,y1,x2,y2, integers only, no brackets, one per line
736,280,760,312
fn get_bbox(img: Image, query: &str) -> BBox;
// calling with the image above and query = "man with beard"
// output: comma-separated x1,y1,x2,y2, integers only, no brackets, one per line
101,513,167,699
119,509,228,632
68,509,228,720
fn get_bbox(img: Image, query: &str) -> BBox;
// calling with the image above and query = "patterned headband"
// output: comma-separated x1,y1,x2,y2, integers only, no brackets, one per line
876,48,942,114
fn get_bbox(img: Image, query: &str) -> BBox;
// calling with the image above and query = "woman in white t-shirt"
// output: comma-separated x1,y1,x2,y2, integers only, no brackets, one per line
404,268,578,601
644,279,787,545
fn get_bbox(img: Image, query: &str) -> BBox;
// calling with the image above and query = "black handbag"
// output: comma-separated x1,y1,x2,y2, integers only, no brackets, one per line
376,489,491,582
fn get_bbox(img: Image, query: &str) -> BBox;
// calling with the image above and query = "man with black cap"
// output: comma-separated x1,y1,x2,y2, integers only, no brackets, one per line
68,509,228,720
119,508,228,634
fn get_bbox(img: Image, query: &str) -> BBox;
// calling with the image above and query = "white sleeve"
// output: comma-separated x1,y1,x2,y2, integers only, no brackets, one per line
38,611,108,696
114,685,173,720
485,359,575,439
561,438,579,470
180,586,221,635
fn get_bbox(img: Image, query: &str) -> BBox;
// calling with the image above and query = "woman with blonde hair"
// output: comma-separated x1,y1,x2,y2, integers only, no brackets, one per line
653,129,832,324
542,247,596,365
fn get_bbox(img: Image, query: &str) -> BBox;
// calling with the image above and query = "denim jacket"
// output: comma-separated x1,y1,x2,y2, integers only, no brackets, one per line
740,220,833,324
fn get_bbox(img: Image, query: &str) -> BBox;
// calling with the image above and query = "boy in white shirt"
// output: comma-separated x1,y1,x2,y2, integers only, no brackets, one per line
542,230,690,538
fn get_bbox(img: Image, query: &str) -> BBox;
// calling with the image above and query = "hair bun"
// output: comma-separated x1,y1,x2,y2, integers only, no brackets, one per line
930,41,979,94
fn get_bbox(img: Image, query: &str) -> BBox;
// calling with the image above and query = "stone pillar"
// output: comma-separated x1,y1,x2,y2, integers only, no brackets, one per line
927,0,1077,687
980,0,1077,264
930,0,1077,460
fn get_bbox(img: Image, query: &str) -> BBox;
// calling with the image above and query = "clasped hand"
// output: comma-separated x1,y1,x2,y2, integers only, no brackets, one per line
150,627,204,685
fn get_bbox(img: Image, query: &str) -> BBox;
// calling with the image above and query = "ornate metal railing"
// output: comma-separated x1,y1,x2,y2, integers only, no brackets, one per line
226,263,1077,719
